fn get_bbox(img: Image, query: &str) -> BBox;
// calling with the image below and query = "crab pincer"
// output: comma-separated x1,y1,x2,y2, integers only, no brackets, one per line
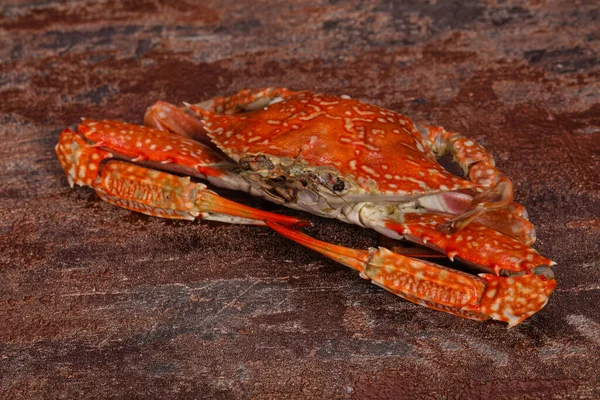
267,221,556,327
55,120,307,226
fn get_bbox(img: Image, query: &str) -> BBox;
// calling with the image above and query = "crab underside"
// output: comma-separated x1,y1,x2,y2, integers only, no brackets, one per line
55,88,556,326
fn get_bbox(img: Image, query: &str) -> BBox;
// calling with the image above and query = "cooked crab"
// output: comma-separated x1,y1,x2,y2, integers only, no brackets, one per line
55,88,556,326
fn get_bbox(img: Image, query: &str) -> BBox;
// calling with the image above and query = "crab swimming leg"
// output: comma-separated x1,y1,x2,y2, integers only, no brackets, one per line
143,87,295,141
55,121,306,226
267,221,556,326
421,125,531,236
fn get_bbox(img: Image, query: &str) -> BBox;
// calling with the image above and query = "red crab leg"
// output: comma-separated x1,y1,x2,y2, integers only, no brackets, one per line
95,160,306,224
55,127,306,226
424,126,519,234
144,87,295,140
267,222,556,326
74,119,229,179
383,212,554,276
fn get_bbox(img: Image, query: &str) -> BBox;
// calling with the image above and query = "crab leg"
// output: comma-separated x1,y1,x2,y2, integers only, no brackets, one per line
267,222,556,326
95,160,304,224
423,125,521,234
380,212,554,276
144,87,294,140
55,124,306,226
68,119,260,195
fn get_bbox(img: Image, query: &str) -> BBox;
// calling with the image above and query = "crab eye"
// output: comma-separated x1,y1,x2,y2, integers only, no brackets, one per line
332,179,345,192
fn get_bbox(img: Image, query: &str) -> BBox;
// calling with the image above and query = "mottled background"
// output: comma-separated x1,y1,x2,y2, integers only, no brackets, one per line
1,0,599,398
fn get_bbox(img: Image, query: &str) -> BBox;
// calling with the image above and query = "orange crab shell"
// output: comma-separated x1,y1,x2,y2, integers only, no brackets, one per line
189,91,479,196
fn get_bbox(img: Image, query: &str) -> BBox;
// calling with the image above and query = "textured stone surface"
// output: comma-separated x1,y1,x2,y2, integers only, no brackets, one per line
1,1,599,398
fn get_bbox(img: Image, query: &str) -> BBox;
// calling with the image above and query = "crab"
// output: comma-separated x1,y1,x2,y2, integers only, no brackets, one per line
55,88,556,326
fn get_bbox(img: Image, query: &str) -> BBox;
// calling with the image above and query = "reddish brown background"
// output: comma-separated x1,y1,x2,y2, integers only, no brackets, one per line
1,1,599,398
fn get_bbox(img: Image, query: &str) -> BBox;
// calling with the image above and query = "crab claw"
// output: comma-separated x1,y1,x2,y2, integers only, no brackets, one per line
383,213,553,276
95,161,308,226
267,222,556,326
56,127,308,227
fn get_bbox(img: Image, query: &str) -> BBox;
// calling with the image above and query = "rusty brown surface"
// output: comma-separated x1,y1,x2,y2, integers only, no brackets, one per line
1,1,599,398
